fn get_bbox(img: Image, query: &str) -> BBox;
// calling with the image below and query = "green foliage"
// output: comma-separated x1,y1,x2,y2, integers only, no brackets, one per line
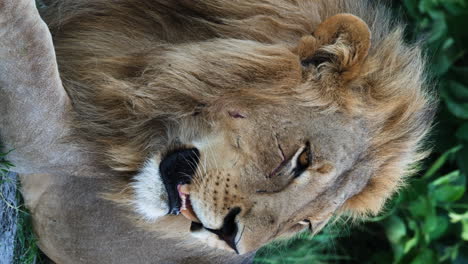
372,146,468,264
0,148,14,178
254,224,350,264
389,0,468,262
257,0,468,263
13,194,44,264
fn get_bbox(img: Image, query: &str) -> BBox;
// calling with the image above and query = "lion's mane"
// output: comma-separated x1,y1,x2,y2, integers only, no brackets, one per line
41,0,435,216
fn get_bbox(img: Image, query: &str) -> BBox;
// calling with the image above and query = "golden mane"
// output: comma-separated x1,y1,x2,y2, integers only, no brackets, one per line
42,0,435,216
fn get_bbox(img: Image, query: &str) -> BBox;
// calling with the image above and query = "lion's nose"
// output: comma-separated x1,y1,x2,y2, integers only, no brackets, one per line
204,207,241,254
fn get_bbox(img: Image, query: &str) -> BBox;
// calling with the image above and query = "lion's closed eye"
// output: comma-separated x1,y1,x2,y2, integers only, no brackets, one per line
294,142,312,177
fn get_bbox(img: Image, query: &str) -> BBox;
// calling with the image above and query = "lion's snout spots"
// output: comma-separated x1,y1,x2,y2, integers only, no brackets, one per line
191,170,249,229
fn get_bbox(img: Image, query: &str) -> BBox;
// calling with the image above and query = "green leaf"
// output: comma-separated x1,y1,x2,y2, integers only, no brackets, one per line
0,148,13,157
423,145,462,179
408,196,432,218
410,248,437,264
450,211,468,241
3,161,14,167
418,0,436,14
442,38,455,50
462,221,468,241
427,11,447,43
385,215,407,262
444,98,468,119
434,185,465,203
432,53,456,76
404,220,420,254
431,170,462,186
440,243,461,262
448,213,468,241
429,171,466,203
422,212,438,242
385,216,407,244
428,216,449,241
449,211,468,222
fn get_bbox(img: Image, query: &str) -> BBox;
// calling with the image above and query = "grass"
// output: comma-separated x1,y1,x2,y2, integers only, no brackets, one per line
254,220,355,264
13,196,44,264
0,149,44,264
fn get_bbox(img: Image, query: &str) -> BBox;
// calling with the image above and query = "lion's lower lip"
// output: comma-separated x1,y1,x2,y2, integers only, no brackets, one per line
159,148,200,215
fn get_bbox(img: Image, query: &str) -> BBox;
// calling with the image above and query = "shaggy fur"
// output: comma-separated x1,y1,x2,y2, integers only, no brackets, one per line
42,0,434,213
13,0,437,258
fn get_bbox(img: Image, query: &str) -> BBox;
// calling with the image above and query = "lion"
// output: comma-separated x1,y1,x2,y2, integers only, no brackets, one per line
0,0,435,263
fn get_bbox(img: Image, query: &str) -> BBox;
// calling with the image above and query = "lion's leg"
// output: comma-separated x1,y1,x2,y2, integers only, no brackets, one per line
0,0,86,174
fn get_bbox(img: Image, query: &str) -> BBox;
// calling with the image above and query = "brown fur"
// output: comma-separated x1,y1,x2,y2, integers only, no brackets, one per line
42,0,434,215
12,0,436,257
2,1,251,262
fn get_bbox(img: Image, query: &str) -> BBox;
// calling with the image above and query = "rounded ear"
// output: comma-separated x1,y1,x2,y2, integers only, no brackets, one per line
298,14,371,81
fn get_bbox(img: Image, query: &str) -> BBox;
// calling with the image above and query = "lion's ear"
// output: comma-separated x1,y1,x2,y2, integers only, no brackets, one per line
297,14,371,82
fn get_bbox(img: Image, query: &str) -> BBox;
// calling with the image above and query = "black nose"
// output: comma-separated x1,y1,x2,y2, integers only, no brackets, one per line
205,207,241,254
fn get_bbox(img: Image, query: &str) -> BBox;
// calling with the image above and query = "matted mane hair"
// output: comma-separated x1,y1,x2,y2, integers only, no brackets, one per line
41,0,435,216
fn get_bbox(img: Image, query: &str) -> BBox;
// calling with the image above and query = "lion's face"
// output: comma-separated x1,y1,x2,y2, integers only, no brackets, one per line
102,13,433,254
133,103,369,253
123,13,434,254
42,0,435,257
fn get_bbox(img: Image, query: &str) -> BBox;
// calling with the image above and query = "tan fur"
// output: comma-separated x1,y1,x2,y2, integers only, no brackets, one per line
1,0,435,262
42,0,434,216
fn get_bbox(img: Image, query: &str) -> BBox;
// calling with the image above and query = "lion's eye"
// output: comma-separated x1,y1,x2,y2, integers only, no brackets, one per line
298,150,309,167
294,143,312,177
298,219,313,232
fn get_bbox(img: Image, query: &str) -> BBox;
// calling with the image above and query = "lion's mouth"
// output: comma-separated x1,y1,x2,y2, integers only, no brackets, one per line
159,148,200,219
178,184,200,223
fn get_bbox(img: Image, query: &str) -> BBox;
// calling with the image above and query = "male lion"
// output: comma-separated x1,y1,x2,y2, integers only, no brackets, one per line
1,0,434,263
